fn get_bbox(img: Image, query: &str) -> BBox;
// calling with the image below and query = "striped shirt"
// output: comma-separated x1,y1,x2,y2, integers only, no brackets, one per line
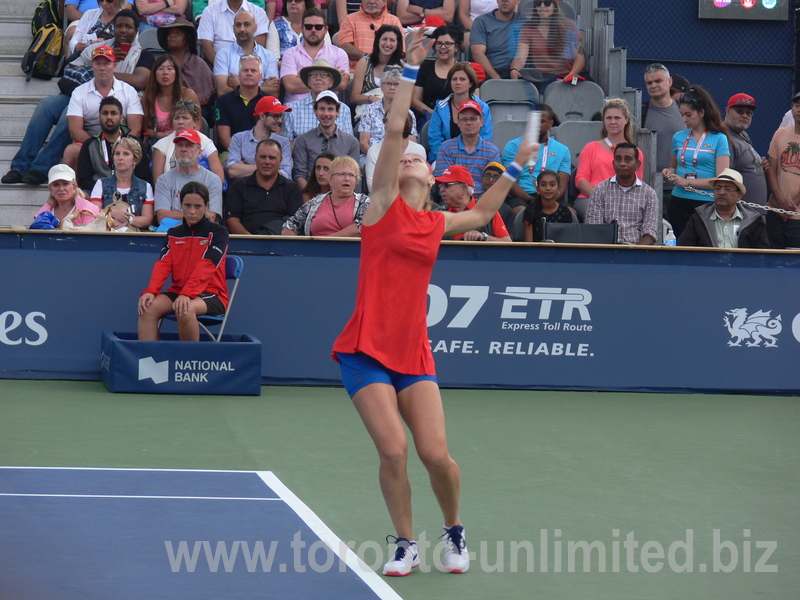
434,135,501,196
586,176,660,244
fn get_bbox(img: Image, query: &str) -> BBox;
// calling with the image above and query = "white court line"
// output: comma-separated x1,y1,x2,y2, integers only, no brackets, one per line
0,493,281,501
0,466,256,474
258,471,403,600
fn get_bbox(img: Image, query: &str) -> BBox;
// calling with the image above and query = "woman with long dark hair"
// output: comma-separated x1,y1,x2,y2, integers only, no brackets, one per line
301,151,336,203
142,54,200,141
522,169,576,241
511,0,585,88
332,29,537,578
350,25,405,110
663,85,730,237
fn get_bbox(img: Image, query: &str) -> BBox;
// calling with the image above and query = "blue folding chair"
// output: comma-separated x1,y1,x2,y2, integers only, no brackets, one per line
161,255,244,342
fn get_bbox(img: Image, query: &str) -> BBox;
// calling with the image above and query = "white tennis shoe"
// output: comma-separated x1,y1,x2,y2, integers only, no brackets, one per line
382,536,419,576
442,524,470,573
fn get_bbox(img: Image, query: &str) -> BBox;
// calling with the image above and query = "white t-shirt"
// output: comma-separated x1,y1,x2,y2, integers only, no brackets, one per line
197,0,270,54
67,78,144,136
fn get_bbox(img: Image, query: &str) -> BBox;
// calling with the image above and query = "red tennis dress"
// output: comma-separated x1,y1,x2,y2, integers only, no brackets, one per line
333,197,445,375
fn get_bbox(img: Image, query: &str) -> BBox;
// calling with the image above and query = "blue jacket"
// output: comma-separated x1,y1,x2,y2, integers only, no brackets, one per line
100,174,149,216
428,94,492,163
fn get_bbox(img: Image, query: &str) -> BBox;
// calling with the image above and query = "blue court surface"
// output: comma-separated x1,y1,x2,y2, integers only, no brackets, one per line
0,467,401,600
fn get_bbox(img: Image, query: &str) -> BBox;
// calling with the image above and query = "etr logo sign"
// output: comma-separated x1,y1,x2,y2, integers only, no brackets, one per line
0,311,48,346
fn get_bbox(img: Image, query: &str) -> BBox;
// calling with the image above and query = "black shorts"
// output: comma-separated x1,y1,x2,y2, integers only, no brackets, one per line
163,292,225,316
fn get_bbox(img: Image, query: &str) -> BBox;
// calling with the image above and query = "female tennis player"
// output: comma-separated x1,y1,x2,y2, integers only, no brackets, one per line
332,28,538,577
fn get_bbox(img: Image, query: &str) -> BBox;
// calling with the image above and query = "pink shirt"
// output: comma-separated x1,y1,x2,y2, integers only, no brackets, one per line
35,196,101,226
575,140,644,198
279,42,350,104
310,195,356,235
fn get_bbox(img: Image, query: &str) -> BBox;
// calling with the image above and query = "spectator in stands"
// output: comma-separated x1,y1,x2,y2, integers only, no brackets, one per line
427,63,491,163
65,42,146,171
575,97,643,218
142,54,200,141
437,165,510,241
282,59,354,140
724,94,768,209
669,75,690,103
214,11,280,97
152,101,225,183
215,54,268,150
32,165,101,227
411,25,460,122
470,0,524,80
280,9,349,104
77,96,151,192
587,142,658,245
138,181,229,342
226,138,303,234
134,0,189,32
271,0,326,62
434,100,501,196
338,0,404,72
358,68,417,156
157,19,216,110
764,91,800,249
395,0,454,26
154,129,224,222
457,0,497,48
365,113,425,191
66,10,154,93
502,103,570,213
197,0,269,66
193,0,266,25
511,0,584,88
333,0,379,34
678,169,769,249
663,85,730,238
282,156,369,236
522,169,576,242
302,150,335,202
351,25,404,115
2,13,147,186
89,137,155,229
292,91,360,189
641,63,685,205
68,0,124,54
227,96,293,180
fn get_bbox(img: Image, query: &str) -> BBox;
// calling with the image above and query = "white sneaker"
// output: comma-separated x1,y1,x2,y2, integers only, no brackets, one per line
382,536,419,576
442,525,469,573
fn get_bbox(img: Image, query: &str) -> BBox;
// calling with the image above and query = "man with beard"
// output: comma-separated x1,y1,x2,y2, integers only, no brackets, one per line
154,129,223,222
76,96,152,192
291,91,359,189
197,0,269,66
214,11,280,97
280,8,349,104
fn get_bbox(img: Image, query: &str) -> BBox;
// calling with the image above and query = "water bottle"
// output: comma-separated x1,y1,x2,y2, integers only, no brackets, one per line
664,229,677,246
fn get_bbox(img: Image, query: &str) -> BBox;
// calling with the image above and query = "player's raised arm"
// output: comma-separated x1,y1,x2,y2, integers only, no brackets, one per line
364,28,434,225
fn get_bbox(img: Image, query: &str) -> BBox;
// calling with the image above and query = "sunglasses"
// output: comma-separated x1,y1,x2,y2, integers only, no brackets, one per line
534,0,554,6
680,91,702,108
303,23,325,31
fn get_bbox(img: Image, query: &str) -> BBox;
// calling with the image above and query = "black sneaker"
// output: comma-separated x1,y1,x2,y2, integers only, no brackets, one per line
1,169,24,184
21,170,47,186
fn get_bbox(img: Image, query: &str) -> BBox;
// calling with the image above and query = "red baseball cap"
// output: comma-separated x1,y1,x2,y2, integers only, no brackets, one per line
436,165,474,186
469,62,486,84
727,93,756,110
254,96,292,116
173,129,201,144
458,100,482,116
422,15,447,29
91,45,116,62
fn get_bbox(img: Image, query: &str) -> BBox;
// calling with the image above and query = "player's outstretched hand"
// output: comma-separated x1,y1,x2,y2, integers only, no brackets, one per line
406,27,435,66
